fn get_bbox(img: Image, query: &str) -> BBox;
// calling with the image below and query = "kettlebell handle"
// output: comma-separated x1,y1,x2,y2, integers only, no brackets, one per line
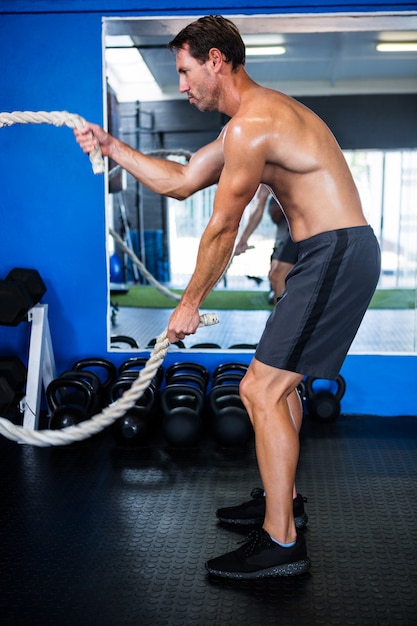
304,374,346,402
46,377,94,412
166,362,209,383
73,358,117,388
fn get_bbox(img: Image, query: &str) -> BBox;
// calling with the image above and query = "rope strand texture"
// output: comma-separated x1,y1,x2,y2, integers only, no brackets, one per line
0,313,219,447
0,110,104,174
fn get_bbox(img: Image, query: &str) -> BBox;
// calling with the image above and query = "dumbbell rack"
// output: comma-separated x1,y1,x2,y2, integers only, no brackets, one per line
20,304,56,431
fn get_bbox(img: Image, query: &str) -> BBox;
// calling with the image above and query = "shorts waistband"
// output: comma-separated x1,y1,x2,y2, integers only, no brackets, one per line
297,225,373,253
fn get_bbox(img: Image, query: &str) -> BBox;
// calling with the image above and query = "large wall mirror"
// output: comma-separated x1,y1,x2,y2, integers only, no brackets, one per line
103,13,417,354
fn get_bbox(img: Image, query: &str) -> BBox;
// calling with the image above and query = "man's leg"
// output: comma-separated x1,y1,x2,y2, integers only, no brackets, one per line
287,379,303,500
205,359,309,579
269,260,294,300
239,358,304,544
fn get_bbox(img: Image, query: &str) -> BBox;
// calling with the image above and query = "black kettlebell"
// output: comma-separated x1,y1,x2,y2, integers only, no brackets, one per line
110,335,139,349
190,342,222,349
165,362,209,388
160,383,205,447
118,357,164,389
47,377,93,429
212,371,245,388
212,362,248,383
147,337,185,349
304,375,346,423
164,372,207,396
209,383,253,447
110,378,157,445
296,380,308,412
72,358,117,408
59,369,101,417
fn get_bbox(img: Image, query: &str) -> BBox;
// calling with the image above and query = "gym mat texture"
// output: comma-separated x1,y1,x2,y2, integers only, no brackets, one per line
0,414,416,625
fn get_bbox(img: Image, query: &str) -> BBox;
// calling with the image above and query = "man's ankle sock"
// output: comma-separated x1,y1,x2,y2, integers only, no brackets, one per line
270,536,296,548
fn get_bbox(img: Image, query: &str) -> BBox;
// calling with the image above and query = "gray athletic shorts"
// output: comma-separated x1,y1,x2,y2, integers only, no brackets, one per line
271,234,299,264
255,225,381,379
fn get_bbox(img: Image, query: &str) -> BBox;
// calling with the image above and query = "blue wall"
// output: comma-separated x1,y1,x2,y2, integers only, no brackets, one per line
0,1,416,416
0,11,106,375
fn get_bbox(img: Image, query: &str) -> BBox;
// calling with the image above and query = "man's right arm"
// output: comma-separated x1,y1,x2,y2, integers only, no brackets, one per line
74,121,224,200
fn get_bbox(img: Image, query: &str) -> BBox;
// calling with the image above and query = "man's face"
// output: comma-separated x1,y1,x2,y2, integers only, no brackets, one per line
175,44,220,112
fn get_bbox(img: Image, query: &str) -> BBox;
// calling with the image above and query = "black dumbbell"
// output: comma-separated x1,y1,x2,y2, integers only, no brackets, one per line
0,376,17,415
47,377,93,430
304,375,346,422
0,356,27,393
0,268,46,326
110,377,158,445
72,358,117,408
0,356,27,418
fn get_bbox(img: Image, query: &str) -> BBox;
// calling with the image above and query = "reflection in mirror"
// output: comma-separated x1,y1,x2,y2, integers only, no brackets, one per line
104,14,417,354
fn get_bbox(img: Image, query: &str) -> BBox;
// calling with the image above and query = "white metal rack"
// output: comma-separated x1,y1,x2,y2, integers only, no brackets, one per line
20,304,56,431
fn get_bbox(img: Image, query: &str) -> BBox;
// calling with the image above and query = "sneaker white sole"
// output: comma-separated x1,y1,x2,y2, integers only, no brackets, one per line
206,557,311,579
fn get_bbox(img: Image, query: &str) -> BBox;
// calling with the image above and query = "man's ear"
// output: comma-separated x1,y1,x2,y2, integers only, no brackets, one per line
208,48,223,71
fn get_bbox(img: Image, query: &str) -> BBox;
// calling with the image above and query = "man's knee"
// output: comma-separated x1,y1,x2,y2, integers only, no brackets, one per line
239,361,302,411
239,370,256,410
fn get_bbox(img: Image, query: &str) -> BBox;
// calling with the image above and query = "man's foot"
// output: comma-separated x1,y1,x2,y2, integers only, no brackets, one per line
206,529,311,579
216,488,308,529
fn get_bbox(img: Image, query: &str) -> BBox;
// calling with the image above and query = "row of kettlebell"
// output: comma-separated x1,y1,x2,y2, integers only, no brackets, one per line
160,361,253,448
46,359,253,448
46,358,346,441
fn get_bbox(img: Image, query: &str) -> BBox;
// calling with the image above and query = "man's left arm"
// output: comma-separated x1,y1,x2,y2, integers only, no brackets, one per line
167,120,267,343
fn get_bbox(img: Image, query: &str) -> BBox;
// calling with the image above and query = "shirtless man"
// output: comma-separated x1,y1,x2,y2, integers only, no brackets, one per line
74,15,381,579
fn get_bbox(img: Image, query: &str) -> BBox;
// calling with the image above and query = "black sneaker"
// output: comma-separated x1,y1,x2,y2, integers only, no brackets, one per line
206,529,311,579
216,488,308,529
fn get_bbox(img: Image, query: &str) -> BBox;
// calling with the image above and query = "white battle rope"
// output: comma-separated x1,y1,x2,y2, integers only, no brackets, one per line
0,313,219,446
0,110,219,445
0,110,105,174
109,228,181,302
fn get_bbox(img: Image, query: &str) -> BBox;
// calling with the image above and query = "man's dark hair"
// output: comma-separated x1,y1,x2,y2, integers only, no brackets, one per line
168,15,245,70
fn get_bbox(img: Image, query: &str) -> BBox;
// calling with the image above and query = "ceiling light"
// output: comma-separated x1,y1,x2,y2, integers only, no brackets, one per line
105,36,163,102
376,42,417,52
246,46,286,57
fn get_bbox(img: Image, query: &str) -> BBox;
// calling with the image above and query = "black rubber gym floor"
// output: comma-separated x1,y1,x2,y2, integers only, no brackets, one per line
0,414,416,626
